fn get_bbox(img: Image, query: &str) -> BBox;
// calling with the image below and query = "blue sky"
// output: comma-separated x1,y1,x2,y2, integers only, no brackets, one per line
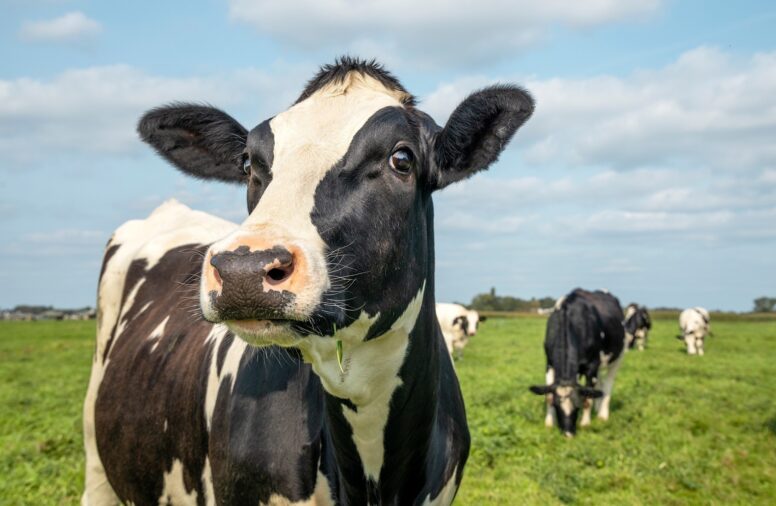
1,0,775,311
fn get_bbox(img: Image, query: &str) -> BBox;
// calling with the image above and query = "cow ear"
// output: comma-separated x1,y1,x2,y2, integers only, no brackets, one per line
529,385,553,395
430,85,534,190
579,387,603,399
138,103,248,184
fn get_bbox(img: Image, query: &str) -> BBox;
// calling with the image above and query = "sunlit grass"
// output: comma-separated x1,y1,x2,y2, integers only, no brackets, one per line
1,316,774,504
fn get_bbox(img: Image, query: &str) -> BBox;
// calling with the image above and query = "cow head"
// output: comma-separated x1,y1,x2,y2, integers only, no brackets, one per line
138,58,533,352
529,382,602,437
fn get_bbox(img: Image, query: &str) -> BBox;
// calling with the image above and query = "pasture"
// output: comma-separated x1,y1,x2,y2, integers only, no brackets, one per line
1,316,775,505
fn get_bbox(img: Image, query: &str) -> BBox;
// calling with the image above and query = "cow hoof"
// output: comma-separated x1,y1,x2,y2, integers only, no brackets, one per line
580,417,591,427
597,413,609,422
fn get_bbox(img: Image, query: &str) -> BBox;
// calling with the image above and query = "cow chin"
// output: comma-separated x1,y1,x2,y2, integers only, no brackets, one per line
224,320,304,348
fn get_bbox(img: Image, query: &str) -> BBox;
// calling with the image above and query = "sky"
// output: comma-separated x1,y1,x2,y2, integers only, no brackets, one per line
1,0,775,312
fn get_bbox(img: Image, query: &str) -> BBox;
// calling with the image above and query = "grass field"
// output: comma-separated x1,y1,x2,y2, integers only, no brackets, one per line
1,316,775,505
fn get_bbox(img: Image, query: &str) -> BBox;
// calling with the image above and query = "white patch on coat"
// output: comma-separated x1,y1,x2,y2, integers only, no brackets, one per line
148,315,170,352
595,355,623,421
300,283,425,482
159,459,198,505
201,457,215,506
554,295,566,310
203,74,406,321
422,466,459,506
203,324,246,431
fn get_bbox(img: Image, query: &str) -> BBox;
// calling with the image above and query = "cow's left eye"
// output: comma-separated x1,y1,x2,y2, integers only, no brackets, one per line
389,148,414,175
242,154,251,175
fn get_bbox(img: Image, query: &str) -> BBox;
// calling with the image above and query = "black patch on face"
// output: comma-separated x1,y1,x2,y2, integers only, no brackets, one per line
299,106,431,339
245,120,275,213
296,56,415,107
208,246,296,321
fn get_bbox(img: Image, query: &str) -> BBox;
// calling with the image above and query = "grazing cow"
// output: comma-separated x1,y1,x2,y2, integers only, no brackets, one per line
679,307,710,355
435,303,486,358
529,288,626,437
82,58,534,505
624,303,652,351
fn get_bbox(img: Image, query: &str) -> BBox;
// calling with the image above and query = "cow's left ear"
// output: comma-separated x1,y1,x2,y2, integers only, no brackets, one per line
529,385,553,395
138,103,248,184
430,85,534,190
579,387,604,399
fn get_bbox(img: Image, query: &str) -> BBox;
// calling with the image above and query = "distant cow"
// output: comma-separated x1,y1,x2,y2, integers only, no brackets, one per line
679,307,710,355
624,303,652,351
436,303,486,357
530,289,626,437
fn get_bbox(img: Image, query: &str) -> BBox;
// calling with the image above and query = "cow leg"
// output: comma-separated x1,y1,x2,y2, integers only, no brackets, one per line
580,374,596,426
636,330,645,351
82,364,120,505
696,336,704,356
685,333,697,355
545,367,556,427
595,357,622,421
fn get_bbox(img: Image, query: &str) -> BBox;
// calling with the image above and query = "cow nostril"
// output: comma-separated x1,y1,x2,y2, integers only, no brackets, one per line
266,266,292,285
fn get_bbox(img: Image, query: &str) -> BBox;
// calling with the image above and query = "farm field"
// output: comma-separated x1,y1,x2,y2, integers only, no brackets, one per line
1,316,775,505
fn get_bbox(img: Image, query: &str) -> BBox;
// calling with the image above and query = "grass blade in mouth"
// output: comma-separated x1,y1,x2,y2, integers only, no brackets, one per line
336,339,344,373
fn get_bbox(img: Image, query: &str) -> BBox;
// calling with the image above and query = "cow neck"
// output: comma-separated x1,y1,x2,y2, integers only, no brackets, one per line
316,288,442,504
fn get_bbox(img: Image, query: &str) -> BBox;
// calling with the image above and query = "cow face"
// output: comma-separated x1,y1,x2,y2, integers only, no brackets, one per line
138,58,533,348
529,383,602,437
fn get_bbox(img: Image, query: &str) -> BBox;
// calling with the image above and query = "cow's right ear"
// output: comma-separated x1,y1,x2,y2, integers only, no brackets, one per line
529,385,553,395
138,104,248,184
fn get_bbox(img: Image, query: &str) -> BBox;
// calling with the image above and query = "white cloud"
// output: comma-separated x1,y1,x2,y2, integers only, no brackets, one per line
228,0,661,66
423,46,776,172
19,11,102,44
0,64,308,164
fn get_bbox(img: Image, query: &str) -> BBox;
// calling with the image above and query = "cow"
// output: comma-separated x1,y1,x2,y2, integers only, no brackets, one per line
435,303,486,358
82,57,534,505
623,303,652,351
678,307,710,355
529,288,626,437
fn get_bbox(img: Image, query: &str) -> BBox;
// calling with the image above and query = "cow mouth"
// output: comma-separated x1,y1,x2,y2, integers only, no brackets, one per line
225,319,305,347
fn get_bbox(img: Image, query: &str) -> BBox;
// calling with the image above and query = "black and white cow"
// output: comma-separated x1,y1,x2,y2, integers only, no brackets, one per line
529,288,626,437
435,303,486,358
82,58,534,505
679,307,710,355
623,303,652,351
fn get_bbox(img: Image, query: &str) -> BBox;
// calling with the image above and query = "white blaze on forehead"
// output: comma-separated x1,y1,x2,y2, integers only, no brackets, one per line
246,73,405,232
556,385,575,416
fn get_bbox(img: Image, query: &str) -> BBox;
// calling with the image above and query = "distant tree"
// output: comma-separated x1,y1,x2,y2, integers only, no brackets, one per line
469,289,555,312
753,297,776,313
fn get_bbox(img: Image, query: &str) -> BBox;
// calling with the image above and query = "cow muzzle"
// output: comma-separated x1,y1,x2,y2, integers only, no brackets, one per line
200,230,328,338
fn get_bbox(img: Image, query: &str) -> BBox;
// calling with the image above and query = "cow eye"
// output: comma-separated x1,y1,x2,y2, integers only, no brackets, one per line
242,154,251,175
389,148,414,175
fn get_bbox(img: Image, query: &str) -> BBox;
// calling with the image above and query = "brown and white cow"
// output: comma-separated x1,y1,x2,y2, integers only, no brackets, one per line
82,58,534,505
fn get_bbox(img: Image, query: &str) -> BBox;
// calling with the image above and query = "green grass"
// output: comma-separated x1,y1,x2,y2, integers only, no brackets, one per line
1,317,775,504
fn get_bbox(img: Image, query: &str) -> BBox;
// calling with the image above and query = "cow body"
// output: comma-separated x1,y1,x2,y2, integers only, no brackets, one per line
624,303,652,351
679,307,710,355
530,288,626,437
435,303,485,358
83,59,534,505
